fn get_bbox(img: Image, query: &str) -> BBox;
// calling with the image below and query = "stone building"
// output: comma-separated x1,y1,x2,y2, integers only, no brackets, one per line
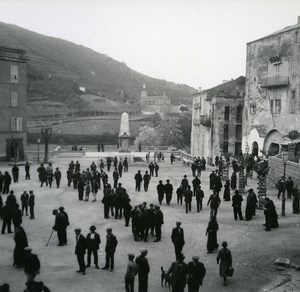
0,47,27,161
242,17,300,158
191,77,245,165
140,84,171,114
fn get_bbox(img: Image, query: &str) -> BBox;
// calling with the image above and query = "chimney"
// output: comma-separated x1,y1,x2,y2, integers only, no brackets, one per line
298,16,300,24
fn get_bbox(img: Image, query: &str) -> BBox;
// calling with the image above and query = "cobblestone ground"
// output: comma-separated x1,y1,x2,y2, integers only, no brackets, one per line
0,158,299,292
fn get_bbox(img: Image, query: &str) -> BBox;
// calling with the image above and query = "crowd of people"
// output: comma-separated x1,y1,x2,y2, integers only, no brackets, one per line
0,152,299,291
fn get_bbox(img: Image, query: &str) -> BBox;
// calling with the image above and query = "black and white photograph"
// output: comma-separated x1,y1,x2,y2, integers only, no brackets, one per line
0,0,300,291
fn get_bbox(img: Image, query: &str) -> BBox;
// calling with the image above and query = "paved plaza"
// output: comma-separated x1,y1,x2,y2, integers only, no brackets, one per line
0,157,299,292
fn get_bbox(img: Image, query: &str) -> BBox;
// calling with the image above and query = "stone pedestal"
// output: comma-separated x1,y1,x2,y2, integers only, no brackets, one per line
119,136,130,152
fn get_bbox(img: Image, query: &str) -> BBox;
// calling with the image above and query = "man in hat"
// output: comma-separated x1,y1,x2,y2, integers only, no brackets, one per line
21,191,29,216
24,247,40,282
52,209,66,246
165,179,173,205
102,228,118,271
135,249,150,292
59,207,69,245
86,225,101,269
181,175,189,192
6,190,17,209
166,252,188,292
171,222,185,259
25,161,30,180
1,201,13,234
153,205,164,242
125,253,138,292
157,180,165,205
154,162,159,177
143,171,151,192
28,191,35,220
187,256,206,292
54,167,62,188
134,170,143,192
74,228,87,275
12,164,19,183
277,177,285,199
232,190,244,221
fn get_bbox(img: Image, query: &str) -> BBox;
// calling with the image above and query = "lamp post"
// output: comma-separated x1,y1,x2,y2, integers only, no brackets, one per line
245,144,250,186
281,151,289,216
37,138,41,163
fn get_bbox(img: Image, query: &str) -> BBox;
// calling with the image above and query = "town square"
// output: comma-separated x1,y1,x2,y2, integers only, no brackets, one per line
0,1,300,292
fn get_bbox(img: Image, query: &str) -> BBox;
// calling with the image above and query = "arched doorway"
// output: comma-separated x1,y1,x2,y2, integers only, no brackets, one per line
264,129,282,156
252,141,259,157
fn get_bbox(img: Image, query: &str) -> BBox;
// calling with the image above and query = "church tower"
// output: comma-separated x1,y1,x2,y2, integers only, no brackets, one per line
141,84,147,98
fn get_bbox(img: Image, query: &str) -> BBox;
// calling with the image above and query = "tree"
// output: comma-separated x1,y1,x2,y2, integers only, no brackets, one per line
288,130,299,143
134,126,160,146
156,119,184,147
41,128,52,163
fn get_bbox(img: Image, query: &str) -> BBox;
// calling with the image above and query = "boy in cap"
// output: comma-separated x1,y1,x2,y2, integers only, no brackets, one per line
125,253,138,292
86,225,101,269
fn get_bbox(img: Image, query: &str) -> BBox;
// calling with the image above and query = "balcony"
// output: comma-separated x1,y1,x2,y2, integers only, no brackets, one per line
260,76,289,88
200,115,211,127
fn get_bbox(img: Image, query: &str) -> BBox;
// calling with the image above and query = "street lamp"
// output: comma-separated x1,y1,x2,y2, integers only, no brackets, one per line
281,151,289,216
37,138,41,163
245,144,250,185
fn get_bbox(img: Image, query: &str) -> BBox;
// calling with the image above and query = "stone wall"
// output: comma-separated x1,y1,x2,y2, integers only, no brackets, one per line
267,156,300,187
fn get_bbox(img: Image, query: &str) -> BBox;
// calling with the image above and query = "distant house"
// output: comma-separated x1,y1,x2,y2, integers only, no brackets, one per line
191,76,245,164
140,84,172,114
0,47,27,161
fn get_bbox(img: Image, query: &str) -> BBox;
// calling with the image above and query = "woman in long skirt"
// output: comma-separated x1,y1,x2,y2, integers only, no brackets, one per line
216,241,232,286
223,180,231,201
206,216,219,253
13,225,28,267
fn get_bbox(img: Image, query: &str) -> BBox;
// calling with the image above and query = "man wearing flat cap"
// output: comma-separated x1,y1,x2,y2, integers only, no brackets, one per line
171,222,185,260
125,253,138,292
74,228,87,275
86,225,101,269
102,228,118,271
187,256,206,291
135,249,150,292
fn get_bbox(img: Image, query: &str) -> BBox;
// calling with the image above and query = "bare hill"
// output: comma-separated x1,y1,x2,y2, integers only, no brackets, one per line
0,22,195,110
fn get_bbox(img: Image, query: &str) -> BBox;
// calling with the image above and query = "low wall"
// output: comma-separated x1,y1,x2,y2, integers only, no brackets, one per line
267,156,300,187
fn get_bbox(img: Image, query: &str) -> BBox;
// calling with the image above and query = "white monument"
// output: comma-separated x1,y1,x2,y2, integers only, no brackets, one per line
119,112,131,152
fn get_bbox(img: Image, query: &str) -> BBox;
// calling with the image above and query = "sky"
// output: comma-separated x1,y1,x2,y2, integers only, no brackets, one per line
0,0,299,89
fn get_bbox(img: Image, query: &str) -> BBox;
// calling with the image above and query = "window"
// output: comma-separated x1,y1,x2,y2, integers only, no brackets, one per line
236,106,243,123
235,125,242,140
224,106,229,121
10,65,19,83
290,91,296,114
224,125,229,140
11,117,22,132
250,103,256,114
235,142,241,156
223,141,228,154
10,92,18,107
270,99,281,114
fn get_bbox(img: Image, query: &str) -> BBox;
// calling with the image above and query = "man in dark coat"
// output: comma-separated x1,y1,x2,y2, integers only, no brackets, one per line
12,204,22,230
148,162,154,177
207,192,221,219
0,171,4,193
187,256,206,292
171,222,185,259
176,185,183,205
86,225,101,269
166,252,188,292
143,171,151,192
181,175,189,191
123,157,129,172
59,206,69,245
102,228,118,271
52,209,67,246
184,186,193,213
74,228,87,275
2,172,12,194
286,177,294,199
135,248,150,292
12,164,19,183
165,179,173,205
37,164,47,187
153,206,164,242
106,157,112,171
25,161,30,180
54,167,62,188
28,191,35,219
6,190,17,209
113,157,118,170
191,162,197,177
192,176,201,196
232,190,244,221
78,179,85,201
113,169,119,189
157,180,165,205
277,177,285,199
13,225,28,267
196,186,204,212
154,163,159,177
1,202,13,234
135,170,143,192
24,247,40,282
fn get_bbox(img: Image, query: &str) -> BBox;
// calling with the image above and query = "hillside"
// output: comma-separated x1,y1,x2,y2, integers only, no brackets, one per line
0,22,195,110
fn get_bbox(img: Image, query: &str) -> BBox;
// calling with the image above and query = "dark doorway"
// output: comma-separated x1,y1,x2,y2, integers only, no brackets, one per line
252,141,259,157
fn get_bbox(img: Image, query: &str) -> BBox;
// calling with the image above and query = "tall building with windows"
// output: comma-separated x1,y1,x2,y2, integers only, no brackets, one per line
0,47,27,161
191,77,245,164
242,17,300,157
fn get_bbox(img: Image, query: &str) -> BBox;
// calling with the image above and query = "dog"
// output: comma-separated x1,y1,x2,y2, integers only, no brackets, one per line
161,266,171,288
